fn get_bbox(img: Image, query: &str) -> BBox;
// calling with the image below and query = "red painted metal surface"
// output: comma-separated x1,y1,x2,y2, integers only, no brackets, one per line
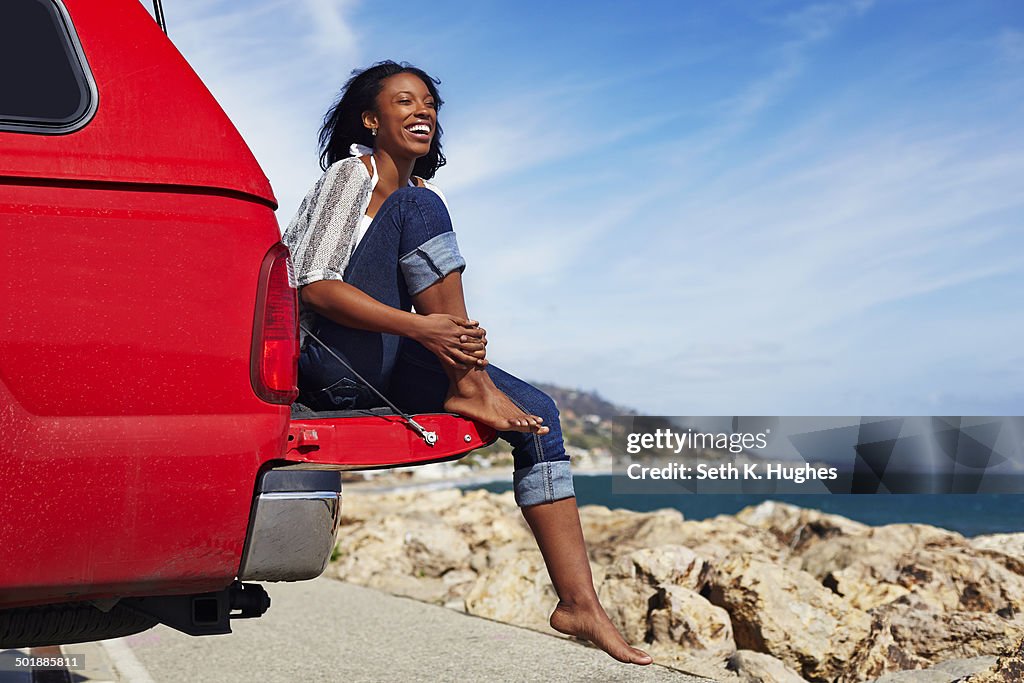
0,0,284,608
0,0,275,207
287,414,496,469
0,180,289,608
0,0,487,611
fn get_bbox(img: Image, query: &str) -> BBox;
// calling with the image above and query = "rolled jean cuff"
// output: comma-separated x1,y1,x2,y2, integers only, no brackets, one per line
399,232,467,296
513,461,575,507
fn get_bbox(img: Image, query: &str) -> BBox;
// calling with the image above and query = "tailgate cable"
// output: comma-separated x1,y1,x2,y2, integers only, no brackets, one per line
299,324,438,446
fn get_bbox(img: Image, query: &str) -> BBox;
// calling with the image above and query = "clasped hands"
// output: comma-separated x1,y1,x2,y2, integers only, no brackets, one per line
412,313,488,369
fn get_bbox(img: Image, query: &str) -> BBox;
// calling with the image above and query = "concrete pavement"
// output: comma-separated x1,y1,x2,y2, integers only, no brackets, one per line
70,578,718,682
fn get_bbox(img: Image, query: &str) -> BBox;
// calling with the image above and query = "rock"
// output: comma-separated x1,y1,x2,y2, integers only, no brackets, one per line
443,599,466,612
707,554,873,682
585,508,798,572
970,533,1024,578
648,649,744,682
839,612,931,681
442,568,477,586
648,585,734,658
673,517,801,568
799,523,964,575
865,655,997,682
958,635,1024,682
868,597,1024,662
331,508,473,603
799,526,1024,615
605,545,713,592
823,563,913,611
331,514,411,586
463,550,558,633
728,649,809,683
970,533,1024,560
441,568,478,604
401,513,472,578
579,506,687,563
735,500,871,552
468,548,489,573
580,505,794,566
432,489,531,551
597,578,656,645
595,554,732,657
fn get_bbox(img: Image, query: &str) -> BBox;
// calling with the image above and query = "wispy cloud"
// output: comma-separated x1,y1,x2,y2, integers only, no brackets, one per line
434,96,577,193
702,0,875,148
299,0,359,59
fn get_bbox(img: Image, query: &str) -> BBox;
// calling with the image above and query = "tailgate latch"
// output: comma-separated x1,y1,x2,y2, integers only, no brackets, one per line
287,425,321,455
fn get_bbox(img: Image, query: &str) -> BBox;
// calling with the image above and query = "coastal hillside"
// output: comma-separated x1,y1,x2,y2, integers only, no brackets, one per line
533,382,634,454
533,382,636,421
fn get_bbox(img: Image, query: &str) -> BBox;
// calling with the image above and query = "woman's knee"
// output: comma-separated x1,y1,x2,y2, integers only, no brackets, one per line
528,389,560,422
386,188,464,295
383,185,448,218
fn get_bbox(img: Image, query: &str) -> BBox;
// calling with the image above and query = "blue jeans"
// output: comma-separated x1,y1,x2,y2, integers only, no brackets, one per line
297,186,575,507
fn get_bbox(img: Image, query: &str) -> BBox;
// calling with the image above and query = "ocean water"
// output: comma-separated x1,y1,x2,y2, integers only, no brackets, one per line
467,474,1024,537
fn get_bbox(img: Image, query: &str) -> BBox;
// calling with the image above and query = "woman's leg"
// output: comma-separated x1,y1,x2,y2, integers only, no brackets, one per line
524,500,653,665
389,345,653,665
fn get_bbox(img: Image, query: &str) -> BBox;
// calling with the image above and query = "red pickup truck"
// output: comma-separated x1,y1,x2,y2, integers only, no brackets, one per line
0,0,492,648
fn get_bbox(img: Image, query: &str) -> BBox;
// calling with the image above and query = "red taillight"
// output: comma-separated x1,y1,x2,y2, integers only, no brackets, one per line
251,243,299,404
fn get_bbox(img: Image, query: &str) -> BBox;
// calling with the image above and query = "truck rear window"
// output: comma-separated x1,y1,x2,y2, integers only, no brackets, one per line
0,0,96,134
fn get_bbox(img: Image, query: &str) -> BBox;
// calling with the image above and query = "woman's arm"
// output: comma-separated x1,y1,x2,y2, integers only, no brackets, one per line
301,280,487,368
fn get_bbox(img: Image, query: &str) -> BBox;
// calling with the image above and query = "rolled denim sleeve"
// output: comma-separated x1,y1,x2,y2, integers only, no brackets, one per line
399,231,467,296
513,461,575,507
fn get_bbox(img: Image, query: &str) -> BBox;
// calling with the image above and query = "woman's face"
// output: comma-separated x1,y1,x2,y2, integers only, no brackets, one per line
364,72,437,161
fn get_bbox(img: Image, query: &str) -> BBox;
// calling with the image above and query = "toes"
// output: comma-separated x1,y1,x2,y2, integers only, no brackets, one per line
505,418,533,432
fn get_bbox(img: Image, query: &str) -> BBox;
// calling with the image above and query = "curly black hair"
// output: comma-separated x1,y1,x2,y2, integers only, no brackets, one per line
318,60,446,179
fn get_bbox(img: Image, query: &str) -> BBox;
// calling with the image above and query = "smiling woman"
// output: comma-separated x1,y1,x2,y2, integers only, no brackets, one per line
281,60,653,666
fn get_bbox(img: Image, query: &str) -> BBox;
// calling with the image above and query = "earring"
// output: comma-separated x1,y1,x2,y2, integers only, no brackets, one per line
371,127,378,137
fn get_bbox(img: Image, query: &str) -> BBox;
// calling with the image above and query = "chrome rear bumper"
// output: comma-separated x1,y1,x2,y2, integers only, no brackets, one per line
238,469,342,581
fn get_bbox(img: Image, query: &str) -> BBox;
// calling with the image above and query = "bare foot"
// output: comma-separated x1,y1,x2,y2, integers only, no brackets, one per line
443,369,549,435
549,599,653,665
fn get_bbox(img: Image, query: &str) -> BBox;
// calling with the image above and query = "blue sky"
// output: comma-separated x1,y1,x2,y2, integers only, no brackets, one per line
154,0,1024,415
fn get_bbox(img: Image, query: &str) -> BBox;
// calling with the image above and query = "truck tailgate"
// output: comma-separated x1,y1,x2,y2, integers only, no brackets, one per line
285,409,496,469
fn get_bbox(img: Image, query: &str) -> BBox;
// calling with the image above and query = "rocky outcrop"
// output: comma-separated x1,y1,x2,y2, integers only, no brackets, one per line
958,635,1024,682
707,554,873,681
863,635,1024,682
865,655,997,682
463,550,558,631
330,490,1024,683
729,650,809,683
